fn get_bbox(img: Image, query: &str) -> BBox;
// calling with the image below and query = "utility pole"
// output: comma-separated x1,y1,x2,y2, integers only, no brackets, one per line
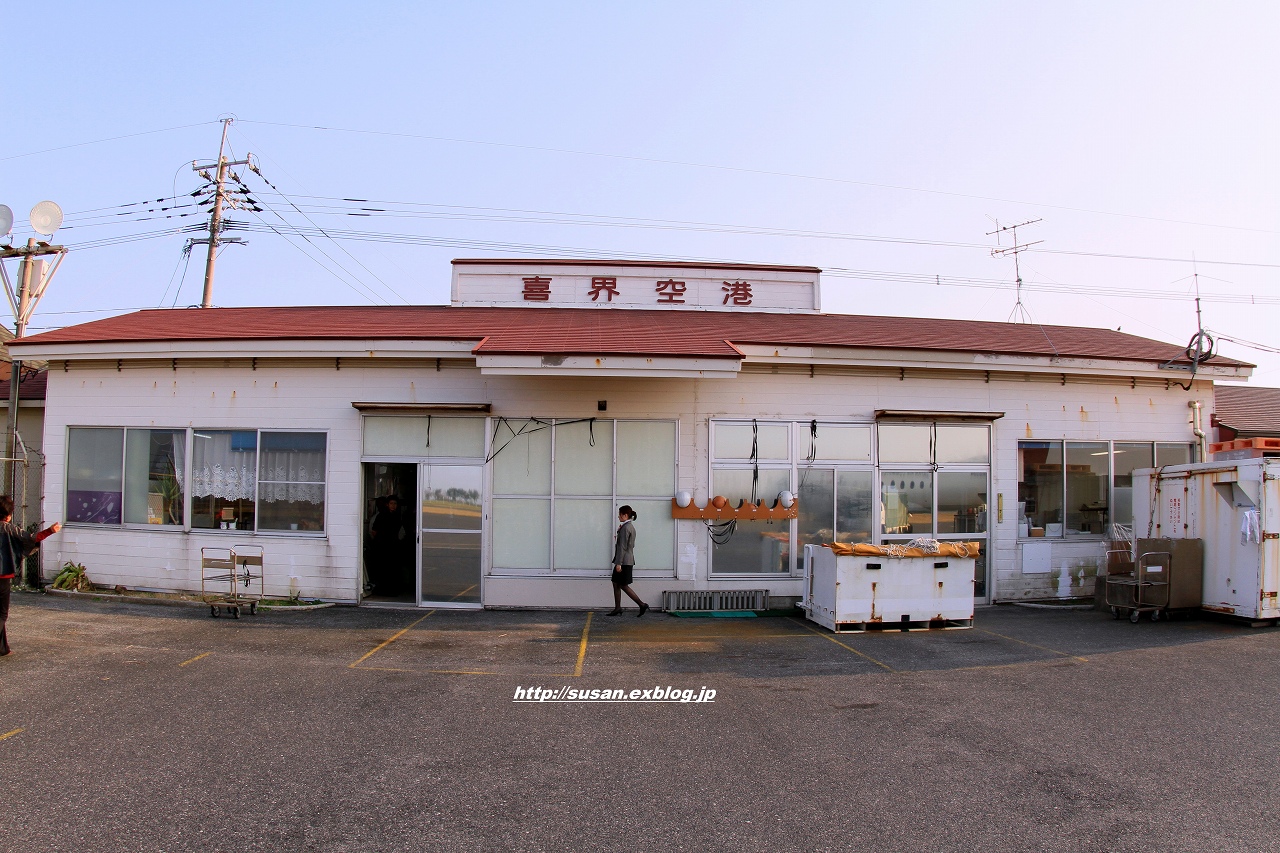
987,218,1043,324
0,224,67,581
191,117,251,308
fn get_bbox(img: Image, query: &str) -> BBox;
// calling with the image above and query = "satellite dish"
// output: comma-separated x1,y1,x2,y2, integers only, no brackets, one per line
0,205,12,237
29,200,63,237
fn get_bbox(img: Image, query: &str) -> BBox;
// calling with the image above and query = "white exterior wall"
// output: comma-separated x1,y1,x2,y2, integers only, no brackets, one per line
39,359,1210,606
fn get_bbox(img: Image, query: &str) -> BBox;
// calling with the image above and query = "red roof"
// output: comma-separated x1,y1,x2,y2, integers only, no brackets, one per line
9,305,1250,367
0,368,47,401
1214,385,1280,436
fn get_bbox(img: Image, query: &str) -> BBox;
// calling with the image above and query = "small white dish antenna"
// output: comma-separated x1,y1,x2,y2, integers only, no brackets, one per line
0,205,13,237
29,200,63,237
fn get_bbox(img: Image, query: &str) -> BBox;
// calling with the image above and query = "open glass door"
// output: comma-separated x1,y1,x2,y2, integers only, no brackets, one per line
419,463,483,606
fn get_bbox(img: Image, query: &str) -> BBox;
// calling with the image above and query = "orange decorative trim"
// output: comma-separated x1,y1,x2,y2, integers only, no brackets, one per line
670,497,798,521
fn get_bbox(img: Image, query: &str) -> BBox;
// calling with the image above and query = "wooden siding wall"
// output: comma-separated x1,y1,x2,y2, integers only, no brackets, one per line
39,359,1210,605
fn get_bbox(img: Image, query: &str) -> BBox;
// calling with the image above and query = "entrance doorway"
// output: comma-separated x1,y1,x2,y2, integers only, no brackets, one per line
419,463,483,606
362,462,417,604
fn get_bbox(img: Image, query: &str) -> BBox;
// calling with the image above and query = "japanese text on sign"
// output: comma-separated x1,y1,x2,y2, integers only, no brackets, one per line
590,277,619,302
721,280,753,306
655,279,687,304
522,276,552,301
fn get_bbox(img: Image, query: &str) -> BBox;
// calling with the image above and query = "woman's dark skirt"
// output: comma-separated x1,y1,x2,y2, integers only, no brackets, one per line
611,565,634,585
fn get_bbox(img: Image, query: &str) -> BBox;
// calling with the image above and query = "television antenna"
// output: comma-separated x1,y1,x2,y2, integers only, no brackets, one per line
987,218,1043,324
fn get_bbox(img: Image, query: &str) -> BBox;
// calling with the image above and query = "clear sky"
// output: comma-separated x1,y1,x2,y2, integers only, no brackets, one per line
2,2,1277,381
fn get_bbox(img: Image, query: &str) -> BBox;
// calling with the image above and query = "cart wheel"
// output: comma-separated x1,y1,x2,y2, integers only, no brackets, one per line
209,606,218,618
1151,609,1161,622
1110,606,1121,619
249,602,258,615
1129,609,1141,623
231,606,240,619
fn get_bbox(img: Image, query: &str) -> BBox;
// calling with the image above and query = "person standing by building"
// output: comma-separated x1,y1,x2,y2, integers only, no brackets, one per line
608,505,648,617
0,495,61,656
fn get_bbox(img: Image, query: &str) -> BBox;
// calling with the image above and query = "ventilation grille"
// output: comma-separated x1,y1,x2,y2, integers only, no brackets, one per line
662,589,768,612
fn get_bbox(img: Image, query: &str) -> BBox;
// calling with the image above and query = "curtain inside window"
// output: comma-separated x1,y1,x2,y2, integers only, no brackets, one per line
192,431,258,501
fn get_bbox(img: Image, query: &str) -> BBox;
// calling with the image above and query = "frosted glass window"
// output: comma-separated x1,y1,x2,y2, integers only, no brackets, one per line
713,468,791,506
67,428,123,524
877,424,932,463
492,499,550,569
616,421,676,496
809,425,871,461
492,421,551,495
714,423,789,460
554,420,613,496
553,499,614,569
936,425,989,464
362,416,483,457
625,500,675,571
124,429,185,526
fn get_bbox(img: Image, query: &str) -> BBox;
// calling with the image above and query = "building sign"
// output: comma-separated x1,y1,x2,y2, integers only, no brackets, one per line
453,260,821,314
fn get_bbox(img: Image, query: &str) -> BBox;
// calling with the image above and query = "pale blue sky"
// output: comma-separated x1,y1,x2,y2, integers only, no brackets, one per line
3,2,1277,379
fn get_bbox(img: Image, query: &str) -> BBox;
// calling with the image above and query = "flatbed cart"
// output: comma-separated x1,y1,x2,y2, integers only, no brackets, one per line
200,546,264,618
1106,550,1171,623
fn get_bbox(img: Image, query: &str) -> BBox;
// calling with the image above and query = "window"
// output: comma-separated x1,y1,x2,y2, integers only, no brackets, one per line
192,431,258,531
1018,440,1187,538
67,427,326,533
67,428,124,524
124,429,186,526
258,432,327,531
1112,443,1154,528
490,419,676,573
711,468,791,573
880,472,934,535
363,416,484,458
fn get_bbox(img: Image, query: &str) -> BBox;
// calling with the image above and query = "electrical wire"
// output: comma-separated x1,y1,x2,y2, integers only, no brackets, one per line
238,118,1278,236
0,121,218,163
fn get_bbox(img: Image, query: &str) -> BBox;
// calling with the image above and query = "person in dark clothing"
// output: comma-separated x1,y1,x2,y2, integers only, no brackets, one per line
368,495,407,596
608,505,648,617
0,495,61,656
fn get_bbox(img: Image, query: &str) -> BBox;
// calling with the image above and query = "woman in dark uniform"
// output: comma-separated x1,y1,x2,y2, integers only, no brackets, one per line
0,494,61,656
608,505,648,617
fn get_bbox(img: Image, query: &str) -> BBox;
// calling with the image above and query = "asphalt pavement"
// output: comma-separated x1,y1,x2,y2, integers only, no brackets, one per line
2,593,1278,852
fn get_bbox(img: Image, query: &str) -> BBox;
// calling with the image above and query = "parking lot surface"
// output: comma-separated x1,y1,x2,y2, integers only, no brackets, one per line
2,594,1279,852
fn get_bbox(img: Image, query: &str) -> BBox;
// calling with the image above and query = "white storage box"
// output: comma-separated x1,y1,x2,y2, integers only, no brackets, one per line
802,544,975,632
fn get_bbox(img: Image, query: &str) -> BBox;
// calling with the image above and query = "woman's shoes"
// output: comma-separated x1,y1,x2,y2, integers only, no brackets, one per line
606,608,623,616
637,603,650,617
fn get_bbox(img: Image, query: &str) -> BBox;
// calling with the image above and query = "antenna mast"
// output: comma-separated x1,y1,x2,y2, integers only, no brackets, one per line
191,117,251,308
987,218,1043,324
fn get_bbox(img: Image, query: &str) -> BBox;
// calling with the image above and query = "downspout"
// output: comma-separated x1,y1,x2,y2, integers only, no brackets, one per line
1189,400,1207,461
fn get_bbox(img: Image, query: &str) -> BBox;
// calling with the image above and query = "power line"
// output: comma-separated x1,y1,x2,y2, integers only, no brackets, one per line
0,121,217,163
238,118,1280,236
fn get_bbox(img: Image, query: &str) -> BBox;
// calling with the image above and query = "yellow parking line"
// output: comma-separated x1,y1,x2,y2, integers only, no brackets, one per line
349,611,436,668
0,728,23,742
789,618,895,672
178,652,212,667
975,628,1088,663
572,611,593,677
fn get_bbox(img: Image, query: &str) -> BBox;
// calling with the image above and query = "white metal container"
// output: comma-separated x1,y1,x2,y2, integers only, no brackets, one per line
801,544,975,632
1133,459,1280,621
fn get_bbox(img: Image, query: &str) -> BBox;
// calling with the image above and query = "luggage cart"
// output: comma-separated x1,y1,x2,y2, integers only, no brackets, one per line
201,545,264,618
1106,550,1171,623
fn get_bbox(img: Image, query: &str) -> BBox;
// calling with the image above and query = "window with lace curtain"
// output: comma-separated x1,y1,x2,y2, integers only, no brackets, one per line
191,430,327,532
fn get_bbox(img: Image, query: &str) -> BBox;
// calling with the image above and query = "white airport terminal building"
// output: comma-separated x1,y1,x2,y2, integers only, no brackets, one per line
9,259,1250,609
